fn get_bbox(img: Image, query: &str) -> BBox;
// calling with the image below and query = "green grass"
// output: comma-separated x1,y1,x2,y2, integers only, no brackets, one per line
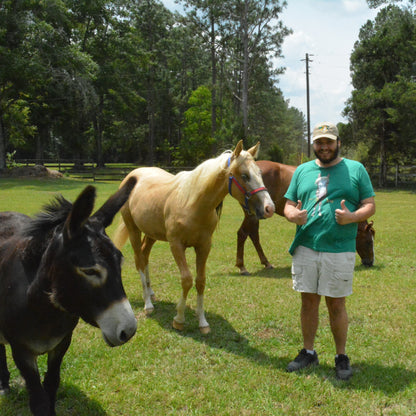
0,177,415,415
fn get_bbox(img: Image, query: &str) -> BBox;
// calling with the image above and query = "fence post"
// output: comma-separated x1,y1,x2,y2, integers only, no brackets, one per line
395,163,399,188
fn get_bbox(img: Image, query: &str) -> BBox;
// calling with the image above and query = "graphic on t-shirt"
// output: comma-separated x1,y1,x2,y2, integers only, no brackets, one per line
312,173,329,216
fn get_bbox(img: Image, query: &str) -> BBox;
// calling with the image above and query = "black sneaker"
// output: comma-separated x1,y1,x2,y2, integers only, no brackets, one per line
287,349,319,372
335,354,353,380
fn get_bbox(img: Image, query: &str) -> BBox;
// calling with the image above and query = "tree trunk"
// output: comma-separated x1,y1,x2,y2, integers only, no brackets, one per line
210,15,217,141
0,117,6,170
241,0,249,140
94,95,105,167
379,123,387,187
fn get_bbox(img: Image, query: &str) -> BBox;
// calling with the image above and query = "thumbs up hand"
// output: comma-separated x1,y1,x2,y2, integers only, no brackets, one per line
293,200,308,225
335,199,352,225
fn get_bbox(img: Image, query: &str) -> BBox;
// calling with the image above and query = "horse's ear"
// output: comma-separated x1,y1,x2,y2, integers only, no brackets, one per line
64,186,96,240
247,141,260,159
233,140,244,158
92,177,137,228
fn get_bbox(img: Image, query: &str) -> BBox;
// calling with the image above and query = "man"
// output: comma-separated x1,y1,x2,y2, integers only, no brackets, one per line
283,121,375,380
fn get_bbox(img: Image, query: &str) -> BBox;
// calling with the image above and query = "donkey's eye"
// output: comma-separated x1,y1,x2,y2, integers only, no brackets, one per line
76,264,108,287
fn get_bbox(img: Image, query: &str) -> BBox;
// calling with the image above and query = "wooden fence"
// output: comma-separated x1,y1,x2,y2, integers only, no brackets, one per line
12,159,416,187
368,164,416,188
13,159,192,182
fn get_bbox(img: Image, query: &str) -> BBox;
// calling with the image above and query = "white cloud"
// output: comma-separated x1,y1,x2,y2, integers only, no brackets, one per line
278,0,378,129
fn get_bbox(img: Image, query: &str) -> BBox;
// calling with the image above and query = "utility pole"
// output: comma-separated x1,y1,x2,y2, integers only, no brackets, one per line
302,53,313,157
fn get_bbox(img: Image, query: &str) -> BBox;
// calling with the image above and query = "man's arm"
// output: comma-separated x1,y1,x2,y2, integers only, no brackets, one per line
335,196,375,225
284,199,308,225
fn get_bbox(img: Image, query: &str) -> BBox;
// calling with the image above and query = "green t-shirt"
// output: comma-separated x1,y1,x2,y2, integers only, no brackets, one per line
284,158,375,255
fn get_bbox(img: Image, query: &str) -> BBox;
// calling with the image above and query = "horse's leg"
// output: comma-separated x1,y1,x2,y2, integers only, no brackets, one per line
236,213,251,276
170,241,193,331
194,241,211,334
125,220,154,314
43,333,72,416
11,345,51,416
0,344,10,395
247,216,273,270
142,236,156,302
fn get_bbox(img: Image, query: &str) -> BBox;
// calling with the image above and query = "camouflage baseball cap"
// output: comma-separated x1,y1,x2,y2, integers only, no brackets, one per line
312,122,339,141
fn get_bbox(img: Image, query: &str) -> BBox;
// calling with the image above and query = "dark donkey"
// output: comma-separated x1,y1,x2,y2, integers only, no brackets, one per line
0,178,137,416
236,160,375,275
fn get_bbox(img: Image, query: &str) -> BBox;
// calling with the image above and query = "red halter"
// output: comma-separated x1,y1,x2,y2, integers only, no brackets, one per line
227,157,267,212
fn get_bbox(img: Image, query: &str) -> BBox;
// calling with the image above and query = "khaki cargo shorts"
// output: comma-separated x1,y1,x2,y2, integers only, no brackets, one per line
291,245,356,298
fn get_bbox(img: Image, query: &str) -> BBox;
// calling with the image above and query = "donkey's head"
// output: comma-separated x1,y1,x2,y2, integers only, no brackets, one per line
42,178,137,346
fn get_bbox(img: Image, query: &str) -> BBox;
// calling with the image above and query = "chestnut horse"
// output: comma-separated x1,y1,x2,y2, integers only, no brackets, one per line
114,141,274,334
236,160,375,275
0,179,138,415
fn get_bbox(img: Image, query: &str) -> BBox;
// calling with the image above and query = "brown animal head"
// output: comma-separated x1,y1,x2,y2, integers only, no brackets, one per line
356,220,375,267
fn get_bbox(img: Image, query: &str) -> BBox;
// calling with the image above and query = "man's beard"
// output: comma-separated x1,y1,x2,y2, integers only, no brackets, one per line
314,142,340,165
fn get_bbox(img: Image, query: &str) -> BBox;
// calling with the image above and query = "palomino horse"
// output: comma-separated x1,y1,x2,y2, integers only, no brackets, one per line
0,178,137,416
114,140,275,334
236,160,375,275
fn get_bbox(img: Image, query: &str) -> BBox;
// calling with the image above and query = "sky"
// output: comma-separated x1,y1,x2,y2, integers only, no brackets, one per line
162,0,379,131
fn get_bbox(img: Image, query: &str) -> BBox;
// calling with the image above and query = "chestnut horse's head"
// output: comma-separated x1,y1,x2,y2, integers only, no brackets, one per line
356,220,375,267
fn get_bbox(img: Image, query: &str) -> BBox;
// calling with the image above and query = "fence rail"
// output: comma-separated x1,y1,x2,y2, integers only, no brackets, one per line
368,164,416,187
12,160,193,182
11,159,416,187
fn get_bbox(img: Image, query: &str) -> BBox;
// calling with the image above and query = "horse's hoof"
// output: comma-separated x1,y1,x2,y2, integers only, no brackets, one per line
172,320,185,331
144,307,154,316
199,326,211,335
240,269,251,276
264,264,274,270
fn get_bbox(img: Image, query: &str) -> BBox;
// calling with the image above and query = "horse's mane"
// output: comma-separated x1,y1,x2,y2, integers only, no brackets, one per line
172,148,255,218
23,195,72,239
173,151,231,207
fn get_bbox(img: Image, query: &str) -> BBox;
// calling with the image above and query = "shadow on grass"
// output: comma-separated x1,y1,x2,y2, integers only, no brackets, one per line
137,299,416,395
0,177,90,191
135,299,287,370
0,382,106,416
292,361,416,394
227,265,291,279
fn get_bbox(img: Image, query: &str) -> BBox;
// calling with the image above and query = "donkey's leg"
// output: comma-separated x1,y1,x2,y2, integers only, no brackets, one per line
11,345,50,416
0,344,10,395
170,241,193,331
195,241,211,334
43,333,72,416
142,236,156,302
236,213,251,275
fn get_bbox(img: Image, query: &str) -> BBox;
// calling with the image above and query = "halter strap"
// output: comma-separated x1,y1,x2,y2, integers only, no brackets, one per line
227,157,267,212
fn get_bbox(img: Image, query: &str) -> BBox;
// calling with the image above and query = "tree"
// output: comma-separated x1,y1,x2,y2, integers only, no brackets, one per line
224,0,291,141
344,5,416,185
175,85,214,165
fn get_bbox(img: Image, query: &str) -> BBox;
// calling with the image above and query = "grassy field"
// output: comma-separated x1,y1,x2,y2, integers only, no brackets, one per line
0,177,415,416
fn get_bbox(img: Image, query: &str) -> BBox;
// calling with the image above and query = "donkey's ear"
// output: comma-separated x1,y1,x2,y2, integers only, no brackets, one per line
233,140,244,158
92,177,137,228
247,141,260,159
64,186,96,240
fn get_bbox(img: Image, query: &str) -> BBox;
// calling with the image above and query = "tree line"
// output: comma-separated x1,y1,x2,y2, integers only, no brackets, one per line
341,0,416,186
1,0,415,187
0,0,305,170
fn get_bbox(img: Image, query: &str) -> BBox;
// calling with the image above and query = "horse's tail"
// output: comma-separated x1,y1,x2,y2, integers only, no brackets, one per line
113,218,129,249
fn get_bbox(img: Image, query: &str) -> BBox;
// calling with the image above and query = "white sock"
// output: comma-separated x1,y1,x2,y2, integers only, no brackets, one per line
306,349,315,355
